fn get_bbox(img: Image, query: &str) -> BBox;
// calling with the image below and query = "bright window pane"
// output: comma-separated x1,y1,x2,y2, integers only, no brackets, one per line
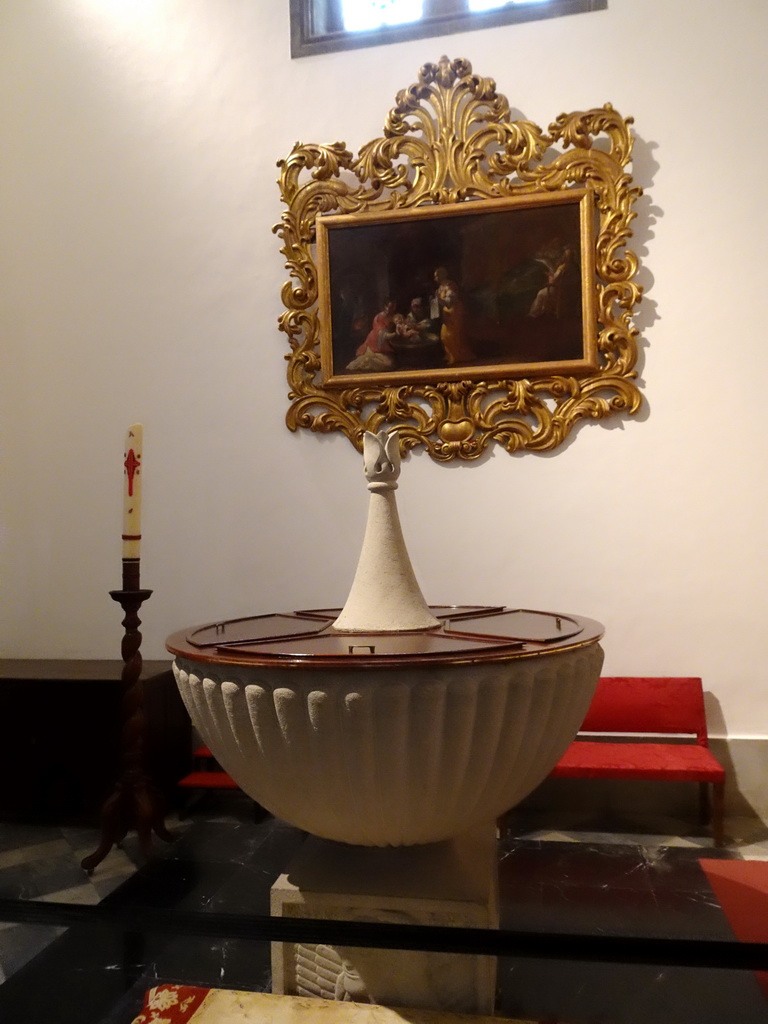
469,0,548,10
342,0,423,31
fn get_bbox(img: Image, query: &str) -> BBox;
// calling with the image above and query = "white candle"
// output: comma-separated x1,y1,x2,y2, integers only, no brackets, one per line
122,423,143,560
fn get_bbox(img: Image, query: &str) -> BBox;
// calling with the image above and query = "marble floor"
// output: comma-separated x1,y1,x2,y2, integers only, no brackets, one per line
1,794,767,1022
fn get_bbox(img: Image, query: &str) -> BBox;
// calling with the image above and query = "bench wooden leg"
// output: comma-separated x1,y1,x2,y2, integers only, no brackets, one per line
698,781,710,825
711,781,725,847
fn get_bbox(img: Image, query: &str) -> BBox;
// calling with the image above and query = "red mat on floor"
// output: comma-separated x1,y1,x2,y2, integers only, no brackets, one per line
700,858,768,997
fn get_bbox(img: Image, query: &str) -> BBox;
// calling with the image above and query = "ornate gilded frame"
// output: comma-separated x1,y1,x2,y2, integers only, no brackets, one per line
275,56,642,461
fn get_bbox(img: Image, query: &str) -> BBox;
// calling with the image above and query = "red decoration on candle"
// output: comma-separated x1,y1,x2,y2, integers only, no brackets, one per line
124,447,140,497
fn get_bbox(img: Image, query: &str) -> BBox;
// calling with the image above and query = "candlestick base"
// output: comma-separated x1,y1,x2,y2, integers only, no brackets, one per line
81,587,175,874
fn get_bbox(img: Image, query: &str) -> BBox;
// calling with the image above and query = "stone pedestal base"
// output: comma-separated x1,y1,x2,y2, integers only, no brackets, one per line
270,823,498,1015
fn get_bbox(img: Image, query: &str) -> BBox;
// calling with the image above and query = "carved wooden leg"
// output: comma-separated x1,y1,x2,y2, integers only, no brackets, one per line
81,788,131,873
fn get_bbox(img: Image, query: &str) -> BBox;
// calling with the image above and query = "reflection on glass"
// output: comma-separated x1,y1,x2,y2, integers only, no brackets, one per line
469,0,548,9
342,0,423,31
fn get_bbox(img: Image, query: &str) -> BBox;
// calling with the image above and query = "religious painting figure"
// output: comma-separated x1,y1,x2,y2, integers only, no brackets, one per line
528,243,577,318
433,266,474,365
356,299,396,356
405,296,438,343
384,297,443,370
345,299,396,372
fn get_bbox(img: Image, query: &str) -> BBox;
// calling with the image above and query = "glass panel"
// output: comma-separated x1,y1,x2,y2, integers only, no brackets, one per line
342,0,423,31
469,0,549,10
291,0,606,57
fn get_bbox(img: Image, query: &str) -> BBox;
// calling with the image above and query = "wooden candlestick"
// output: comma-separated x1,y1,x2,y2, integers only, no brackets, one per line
81,590,174,873
81,423,172,872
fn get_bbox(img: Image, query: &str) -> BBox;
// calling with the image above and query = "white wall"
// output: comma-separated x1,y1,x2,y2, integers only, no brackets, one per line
2,0,767,743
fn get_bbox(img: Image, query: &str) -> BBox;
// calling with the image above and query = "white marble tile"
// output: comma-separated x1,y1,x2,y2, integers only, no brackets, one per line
70,846,136,881
33,882,101,905
522,830,579,843
0,839,71,870
730,837,768,860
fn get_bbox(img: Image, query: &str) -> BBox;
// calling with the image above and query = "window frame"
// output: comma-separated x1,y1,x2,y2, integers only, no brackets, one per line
289,0,607,58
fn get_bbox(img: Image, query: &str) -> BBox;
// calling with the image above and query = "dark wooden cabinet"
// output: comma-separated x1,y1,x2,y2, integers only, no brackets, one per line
0,660,191,825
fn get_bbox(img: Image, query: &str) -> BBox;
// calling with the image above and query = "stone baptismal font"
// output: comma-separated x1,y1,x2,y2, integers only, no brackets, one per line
166,431,604,1012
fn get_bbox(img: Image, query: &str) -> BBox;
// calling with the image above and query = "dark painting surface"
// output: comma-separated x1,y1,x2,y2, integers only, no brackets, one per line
326,199,585,377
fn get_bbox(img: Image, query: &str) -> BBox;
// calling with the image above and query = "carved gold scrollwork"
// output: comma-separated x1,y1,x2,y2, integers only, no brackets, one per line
274,56,642,461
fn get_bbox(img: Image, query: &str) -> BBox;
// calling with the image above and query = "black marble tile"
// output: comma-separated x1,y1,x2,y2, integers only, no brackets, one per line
647,886,737,941
141,935,273,994
93,875,135,900
205,837,309,918
1,817,766,1024
500,839,658,893
28,851,92,890
0,824,63,854
0,863,40,901
161,822,260,863
93,982,148,1024
0,923,153,1024
498,957,768,1024
0,922,65,982
101,856,235,914
0,853,89,900
498,840,742,945
503,880,667,938
647,843,738,892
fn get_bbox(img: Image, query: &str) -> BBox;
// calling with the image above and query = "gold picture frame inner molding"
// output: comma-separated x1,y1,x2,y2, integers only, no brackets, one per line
317,188,598,386
275,56,642,462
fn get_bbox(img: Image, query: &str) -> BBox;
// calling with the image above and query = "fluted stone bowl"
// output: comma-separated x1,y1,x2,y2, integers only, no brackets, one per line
168,608,603,847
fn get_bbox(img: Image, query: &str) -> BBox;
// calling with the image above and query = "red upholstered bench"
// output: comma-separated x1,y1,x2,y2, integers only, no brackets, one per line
178,770,240,790
550,677,726,845
178,746,240,792
177,747,269,823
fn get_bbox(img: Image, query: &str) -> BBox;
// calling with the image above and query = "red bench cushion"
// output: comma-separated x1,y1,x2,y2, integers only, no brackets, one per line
581,677,709,743
551,741,725,782
178,771,240,789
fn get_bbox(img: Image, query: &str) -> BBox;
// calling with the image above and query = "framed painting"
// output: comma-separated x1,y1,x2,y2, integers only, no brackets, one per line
317,189,597,386
275,56,643,461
